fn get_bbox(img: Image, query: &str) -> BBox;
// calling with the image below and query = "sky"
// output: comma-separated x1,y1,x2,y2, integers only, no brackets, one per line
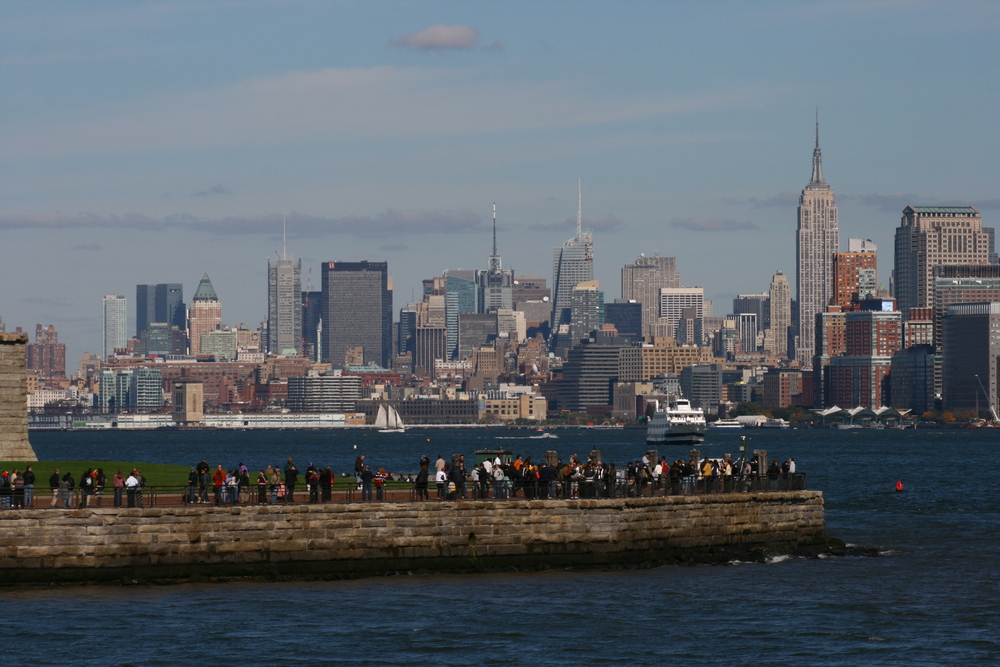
2,0,999,366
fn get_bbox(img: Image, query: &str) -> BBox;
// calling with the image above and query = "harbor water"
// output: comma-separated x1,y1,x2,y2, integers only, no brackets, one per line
4,427,999,665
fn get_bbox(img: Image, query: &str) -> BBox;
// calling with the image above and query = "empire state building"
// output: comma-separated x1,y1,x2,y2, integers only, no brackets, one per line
795,119,839,370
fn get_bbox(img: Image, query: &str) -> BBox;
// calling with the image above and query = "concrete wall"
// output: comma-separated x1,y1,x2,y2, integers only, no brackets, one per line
0,492,825,584
0,332,37,461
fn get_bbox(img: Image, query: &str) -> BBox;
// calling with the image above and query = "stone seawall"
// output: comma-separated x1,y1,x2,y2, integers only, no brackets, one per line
0,492,825,584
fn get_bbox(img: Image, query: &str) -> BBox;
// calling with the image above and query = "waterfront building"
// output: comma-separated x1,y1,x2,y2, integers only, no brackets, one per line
621,254,680,335
268,240,303,355
187,274,222,355
941,302,1000,414
551,182,594,331
826,309,902,408
796,119,839,368
762,368,804,410
136,284,184,340
890,344,935,414
286,370,361,412
893,206,990,316
764,270,791,356
102,294,128,360
321,261,393,369
172,381,204,425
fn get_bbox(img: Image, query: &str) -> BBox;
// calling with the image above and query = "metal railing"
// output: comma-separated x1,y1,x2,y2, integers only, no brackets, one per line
0,473,807,510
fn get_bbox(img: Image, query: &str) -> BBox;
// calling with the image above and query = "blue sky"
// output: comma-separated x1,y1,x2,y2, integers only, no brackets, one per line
2,0,999,364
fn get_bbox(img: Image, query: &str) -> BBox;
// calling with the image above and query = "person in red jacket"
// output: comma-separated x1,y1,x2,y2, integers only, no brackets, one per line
212,464,226,505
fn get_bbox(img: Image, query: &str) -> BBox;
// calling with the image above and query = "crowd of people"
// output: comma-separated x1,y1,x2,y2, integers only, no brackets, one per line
1,452,800,510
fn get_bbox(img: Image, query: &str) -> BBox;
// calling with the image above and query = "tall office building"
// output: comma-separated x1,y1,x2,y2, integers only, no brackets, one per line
659,287,704,343
27,324,66,378
765,271,791,356
301,290,323,361
445,270,477,360
476,204,514,313
136,284,184,339
187,273,222,355
621,254,680,335
552,182,594,330
102,294,128,359
267,241,303,355
833,239,878,309
734,313,759,353
893,206,990,316
795,118,839,369
941,302,1000,414
321,261,393,368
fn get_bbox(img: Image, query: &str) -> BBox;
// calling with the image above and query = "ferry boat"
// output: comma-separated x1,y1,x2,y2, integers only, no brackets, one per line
709,418,744,429
646,398,707,445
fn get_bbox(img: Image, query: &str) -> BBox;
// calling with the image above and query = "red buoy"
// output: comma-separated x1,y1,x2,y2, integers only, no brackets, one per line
895,480,904,492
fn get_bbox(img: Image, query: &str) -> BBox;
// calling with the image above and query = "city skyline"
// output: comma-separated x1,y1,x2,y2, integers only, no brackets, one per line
2,1,999,364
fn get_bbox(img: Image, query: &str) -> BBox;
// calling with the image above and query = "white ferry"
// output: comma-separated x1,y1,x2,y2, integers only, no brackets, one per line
709,418,744,429
646,398,707,445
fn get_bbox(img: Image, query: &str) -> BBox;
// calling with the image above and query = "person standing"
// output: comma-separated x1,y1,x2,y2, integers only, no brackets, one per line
415,460,429,501
186,468,199,504
284,458,299,503
94,468,106,507
22,466,35,507
257,470,268,504
320,466,333,503
360,465,374,501
113,469,125,508
354,455,365,487
269,467,281,504
49,468,61,507
212,465,225,505
78,468,93,508
373,467,385,501
61,472,74,508
125,470,139,508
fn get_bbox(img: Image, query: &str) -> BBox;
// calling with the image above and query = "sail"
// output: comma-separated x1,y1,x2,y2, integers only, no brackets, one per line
391,406,405,429
374,404,388,429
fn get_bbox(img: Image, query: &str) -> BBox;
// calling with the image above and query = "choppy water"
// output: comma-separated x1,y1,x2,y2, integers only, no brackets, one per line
6,427,1000,665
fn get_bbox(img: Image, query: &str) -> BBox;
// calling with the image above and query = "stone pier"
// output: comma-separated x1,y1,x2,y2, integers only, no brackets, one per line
0,332,37,461
0,491,825,584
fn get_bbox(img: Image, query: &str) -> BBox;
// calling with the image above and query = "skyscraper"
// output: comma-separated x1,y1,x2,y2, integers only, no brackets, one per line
659,287,704,343
27,324,66,378
476,204,514,313
136,284,184,339
795,118,839,369
551,181,594,330
621,254,680,335
444,270,477,360
102,294,127,359
268,234,303,355
893,206,990,316
187,273,222,355
321,261,393,368
764,270,791,357
833,239,878,309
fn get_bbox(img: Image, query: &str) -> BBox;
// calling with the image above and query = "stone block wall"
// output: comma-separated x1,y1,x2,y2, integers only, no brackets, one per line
0,492,824,583
0,333,37,461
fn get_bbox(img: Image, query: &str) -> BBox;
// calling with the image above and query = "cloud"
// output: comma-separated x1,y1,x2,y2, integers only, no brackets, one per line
723,192,798,208
0,209,485,238
390,24,480,50
483,40,504,53
192,184,232,197
670,216,759,232
4,66,774,160
528,214,624,233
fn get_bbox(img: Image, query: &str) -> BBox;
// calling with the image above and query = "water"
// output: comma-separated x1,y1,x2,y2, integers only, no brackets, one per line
6,427,1000,665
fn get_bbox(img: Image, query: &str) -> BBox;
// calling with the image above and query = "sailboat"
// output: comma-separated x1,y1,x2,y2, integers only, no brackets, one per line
374,404,405,433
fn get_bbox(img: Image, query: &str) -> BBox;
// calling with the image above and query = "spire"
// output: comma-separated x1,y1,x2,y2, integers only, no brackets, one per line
488,202,502,271
809,110,827,187
577,177,582,239
282,214,287,259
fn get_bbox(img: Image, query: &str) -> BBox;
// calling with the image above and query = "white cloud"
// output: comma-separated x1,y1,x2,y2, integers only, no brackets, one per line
390,24,480,50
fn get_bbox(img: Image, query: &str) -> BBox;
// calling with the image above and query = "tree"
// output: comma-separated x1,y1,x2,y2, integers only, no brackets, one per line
732,402,769,417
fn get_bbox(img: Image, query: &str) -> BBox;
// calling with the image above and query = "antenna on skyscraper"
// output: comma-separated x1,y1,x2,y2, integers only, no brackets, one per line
577,178,582,239
492,202,497,257
815,108,819,149
282,214,287,259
